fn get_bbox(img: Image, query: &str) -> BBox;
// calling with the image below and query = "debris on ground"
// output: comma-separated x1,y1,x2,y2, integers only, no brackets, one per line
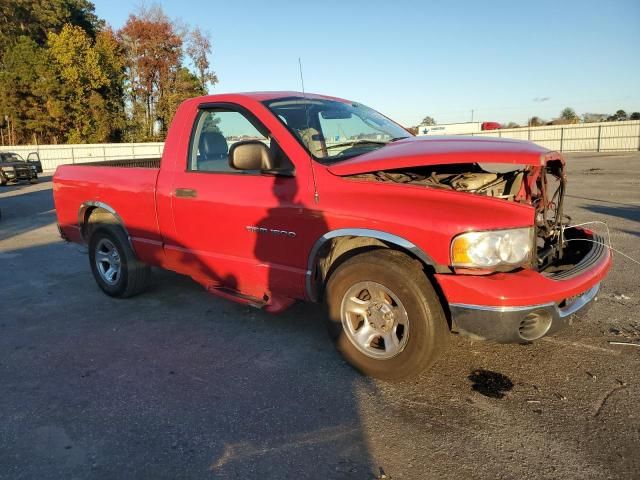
613,293,631,301
608,341,640,347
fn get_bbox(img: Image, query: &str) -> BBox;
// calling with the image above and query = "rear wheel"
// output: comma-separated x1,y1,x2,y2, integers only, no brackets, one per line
325,249,449,380
88,225,150,298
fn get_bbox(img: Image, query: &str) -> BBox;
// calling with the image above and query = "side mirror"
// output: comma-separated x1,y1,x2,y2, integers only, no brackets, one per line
229,140,274,171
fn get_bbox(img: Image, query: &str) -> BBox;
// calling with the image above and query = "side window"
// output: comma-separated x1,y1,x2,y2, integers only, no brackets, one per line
189,109,270,172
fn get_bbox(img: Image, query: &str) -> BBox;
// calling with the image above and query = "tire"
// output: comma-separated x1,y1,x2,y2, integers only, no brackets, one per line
325,249,449,380
88,224,150,298
29,174,38,184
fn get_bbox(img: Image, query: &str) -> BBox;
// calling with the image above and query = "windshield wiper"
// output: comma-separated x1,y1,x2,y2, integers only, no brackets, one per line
390,136,410,142
325,139,388,151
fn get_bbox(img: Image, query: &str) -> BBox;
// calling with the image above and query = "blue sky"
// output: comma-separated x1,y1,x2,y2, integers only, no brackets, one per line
94,0,640,126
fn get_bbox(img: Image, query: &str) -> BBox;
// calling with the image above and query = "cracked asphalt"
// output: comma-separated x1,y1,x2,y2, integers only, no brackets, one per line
0,152,638,479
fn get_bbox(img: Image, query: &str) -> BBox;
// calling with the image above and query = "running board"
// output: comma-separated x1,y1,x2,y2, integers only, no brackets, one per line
206,286,266,309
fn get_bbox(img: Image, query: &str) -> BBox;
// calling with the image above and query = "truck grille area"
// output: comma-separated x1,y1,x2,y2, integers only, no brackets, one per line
541,230,607,280
15,166,31,178
535,160,566,271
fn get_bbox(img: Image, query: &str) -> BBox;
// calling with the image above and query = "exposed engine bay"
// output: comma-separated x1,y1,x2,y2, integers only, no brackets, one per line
347,160,581,272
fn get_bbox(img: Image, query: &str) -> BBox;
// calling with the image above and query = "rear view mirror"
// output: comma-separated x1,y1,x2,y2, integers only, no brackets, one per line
229,141,274,171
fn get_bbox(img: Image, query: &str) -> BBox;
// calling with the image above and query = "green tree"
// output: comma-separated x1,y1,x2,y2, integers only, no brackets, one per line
607,109,628,121
560,107,579,124
421,115,436,125
156,67,205,133
528,116,544,127
0,0,102,54
47,24,125,142
118,5,184,140
630,112,640,120
0,36,59,144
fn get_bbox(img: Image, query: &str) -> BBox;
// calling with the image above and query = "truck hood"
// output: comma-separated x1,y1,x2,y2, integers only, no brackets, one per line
327,136,562,176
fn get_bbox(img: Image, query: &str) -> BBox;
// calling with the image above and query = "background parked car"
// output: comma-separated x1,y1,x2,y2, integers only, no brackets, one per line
0,151,42,173
0,152,39,185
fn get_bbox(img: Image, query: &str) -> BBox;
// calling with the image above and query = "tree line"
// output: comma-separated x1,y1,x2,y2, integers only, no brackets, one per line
0,0,217,145
420,108,640,129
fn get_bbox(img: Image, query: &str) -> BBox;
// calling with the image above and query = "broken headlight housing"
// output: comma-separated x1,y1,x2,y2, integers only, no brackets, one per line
451,227,535,270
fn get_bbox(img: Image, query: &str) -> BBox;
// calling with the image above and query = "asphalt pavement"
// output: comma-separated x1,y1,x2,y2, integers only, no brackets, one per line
0,152,639,479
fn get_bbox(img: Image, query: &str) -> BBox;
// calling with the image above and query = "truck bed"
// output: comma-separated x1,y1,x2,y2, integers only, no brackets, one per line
53,162,163,256
75,158,161,169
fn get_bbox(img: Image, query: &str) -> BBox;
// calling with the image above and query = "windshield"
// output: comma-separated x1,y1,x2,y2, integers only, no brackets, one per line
264,97,411,164
0,153,24,162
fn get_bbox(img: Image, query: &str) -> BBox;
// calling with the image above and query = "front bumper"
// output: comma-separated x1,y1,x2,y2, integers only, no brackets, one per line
449,283,600,342
437,229,611,343
1,167,35,182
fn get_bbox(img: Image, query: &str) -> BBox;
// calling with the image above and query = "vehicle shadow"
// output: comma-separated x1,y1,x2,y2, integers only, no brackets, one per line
0,176,377,478
580,204,640,224
0,181,56,240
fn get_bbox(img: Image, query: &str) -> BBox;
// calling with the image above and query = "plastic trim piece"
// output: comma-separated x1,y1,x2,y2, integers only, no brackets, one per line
77,201,132,248
305,228,441,302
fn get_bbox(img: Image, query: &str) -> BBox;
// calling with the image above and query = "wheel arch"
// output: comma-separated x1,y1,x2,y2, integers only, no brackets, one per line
305,228,449,302
78,201,132,248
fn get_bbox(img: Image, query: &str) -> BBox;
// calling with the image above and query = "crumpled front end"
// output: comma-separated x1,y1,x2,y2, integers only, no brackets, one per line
438,228,611,343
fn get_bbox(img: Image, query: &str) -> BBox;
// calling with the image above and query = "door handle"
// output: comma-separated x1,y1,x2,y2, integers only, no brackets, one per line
174,188,198,198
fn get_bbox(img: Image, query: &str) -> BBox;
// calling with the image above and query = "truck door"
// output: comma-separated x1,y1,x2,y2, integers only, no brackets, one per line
166,105,309,301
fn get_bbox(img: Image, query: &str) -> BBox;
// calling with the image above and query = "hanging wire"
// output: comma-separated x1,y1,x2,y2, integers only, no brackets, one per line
561,221,640,266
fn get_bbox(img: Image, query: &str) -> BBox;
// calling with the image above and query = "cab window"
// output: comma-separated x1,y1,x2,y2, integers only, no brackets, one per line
188,109,270,173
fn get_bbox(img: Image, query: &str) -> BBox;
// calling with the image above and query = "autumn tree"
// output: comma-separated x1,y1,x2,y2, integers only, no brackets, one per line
1,1,215,144
186,27,218,92
118,6,184,140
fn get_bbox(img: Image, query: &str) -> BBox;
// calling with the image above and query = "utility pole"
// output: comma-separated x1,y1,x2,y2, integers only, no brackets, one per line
471,109,474,122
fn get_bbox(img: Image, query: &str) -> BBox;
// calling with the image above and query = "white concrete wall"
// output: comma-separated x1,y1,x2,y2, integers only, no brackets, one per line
0,142,164,172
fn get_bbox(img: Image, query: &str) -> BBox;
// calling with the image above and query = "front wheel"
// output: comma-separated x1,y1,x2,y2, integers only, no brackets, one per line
325,249,449,380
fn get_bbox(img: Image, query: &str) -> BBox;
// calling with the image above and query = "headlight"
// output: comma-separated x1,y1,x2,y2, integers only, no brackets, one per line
451,227,534,269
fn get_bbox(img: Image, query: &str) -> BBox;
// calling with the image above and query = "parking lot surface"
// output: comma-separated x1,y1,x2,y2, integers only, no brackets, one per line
1,152,639,479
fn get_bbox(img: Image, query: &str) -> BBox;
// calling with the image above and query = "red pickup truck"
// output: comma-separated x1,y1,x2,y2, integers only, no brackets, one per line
53,92,611,379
